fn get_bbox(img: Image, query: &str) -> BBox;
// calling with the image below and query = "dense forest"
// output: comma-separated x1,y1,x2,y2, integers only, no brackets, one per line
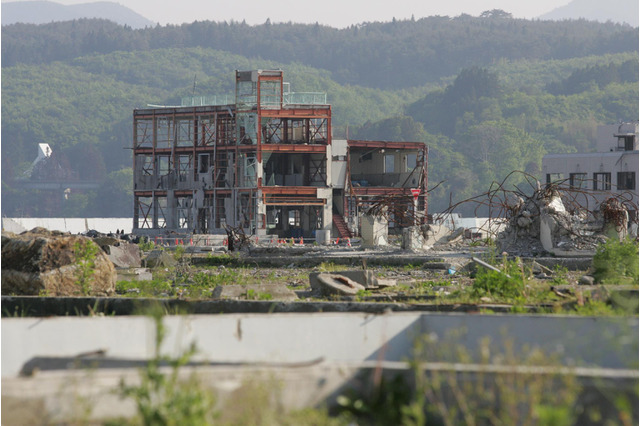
1,13,638,217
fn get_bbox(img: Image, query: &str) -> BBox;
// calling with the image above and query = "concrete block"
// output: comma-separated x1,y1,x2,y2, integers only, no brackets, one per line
105,243,141,268
212,284,297,301
316,229,331,245
402,227,425,251
309,270,378,291
423,223,451,246
143,249,177,268
311,273,366,296
361,216,388,248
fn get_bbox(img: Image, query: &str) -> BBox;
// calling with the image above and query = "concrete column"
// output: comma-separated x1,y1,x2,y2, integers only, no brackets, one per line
317,188,333,231
166,191,177,229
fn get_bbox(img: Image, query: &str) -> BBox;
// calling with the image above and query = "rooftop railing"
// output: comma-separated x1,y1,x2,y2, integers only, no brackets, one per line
180,91,328,108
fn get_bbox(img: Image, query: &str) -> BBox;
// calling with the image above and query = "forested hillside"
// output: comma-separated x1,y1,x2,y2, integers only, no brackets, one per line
1,14,638,217
3,15,637,88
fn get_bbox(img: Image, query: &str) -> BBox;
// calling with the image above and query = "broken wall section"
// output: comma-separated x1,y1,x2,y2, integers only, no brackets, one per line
497,186,632,257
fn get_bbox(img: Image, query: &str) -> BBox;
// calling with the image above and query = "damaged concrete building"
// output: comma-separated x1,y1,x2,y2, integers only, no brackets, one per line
133,70,428,241
542,122,638,214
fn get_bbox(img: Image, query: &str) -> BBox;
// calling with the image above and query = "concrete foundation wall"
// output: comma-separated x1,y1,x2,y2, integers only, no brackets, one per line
3,313,637,378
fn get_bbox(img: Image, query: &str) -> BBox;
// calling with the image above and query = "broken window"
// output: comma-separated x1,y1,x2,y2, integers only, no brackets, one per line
617,136,635,151
135,119,153,148
236,80,257,109
405,154,417,172
237,193,255,230
260,80,281,108
200,117,216,146
155,196,167,228
198,154,210,174
569,173,587,189
266,207,281,229
308,118,328,144
593,172,611,190
289,120,305,143
136,197,153,229
156,117,174,149
136,155,153,175
261,117,283,143
384,155,395,173
217,116,235,145
288,210,301,227
157,156,170,177
177,155,191,182
237,113,257,145
177,197,193,229
617,172,636,190
176,119,194,147
238,153,257,187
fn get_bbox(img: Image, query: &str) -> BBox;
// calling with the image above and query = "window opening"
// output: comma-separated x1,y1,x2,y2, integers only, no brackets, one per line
384,155,395,173
569,173,587,189
593,172,611,190
617,172,636,190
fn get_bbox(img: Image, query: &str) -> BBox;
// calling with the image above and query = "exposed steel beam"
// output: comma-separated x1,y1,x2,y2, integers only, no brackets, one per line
261,187,318,195
348,140,426,150
261,144,327,153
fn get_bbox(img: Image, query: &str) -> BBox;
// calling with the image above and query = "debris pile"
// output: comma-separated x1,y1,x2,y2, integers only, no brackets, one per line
432,171,638,257
1,228,116,296
497,186,623,256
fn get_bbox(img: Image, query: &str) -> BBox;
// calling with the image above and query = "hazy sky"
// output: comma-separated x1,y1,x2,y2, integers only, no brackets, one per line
15,0,572,27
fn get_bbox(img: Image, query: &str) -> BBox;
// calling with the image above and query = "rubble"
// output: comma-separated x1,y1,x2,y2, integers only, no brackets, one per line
143,249,178,268
1,228,116,296
313,273,366,296
93,237,142,269
498,186,619,257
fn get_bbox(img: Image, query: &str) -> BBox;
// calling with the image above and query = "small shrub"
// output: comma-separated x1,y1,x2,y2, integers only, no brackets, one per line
551,265,570,286
204,253,235,266
592,238,639,285
173,245,186,262
137,237,156,252
472,257,527,299
74,240,100,295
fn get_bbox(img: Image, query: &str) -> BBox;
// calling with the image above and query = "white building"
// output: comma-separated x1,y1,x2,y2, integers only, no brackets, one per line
542,122,638,213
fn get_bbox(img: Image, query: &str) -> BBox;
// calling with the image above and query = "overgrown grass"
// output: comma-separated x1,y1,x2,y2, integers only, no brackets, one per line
472,256,527,300
137,238,156,252
592,237,639,285
338,331,636,425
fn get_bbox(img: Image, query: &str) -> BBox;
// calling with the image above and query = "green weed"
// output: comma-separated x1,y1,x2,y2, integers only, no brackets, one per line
173,245,186,262
118,308,217,425
246,288,273,300
318,262,342,272
137,237,156,252
593,237,639,285
472,256,528,300
551,265,570,286
73,240,100,295
204,253,236,266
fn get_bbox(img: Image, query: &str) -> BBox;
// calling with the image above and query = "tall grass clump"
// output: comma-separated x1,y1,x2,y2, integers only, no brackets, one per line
592,237,639,285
